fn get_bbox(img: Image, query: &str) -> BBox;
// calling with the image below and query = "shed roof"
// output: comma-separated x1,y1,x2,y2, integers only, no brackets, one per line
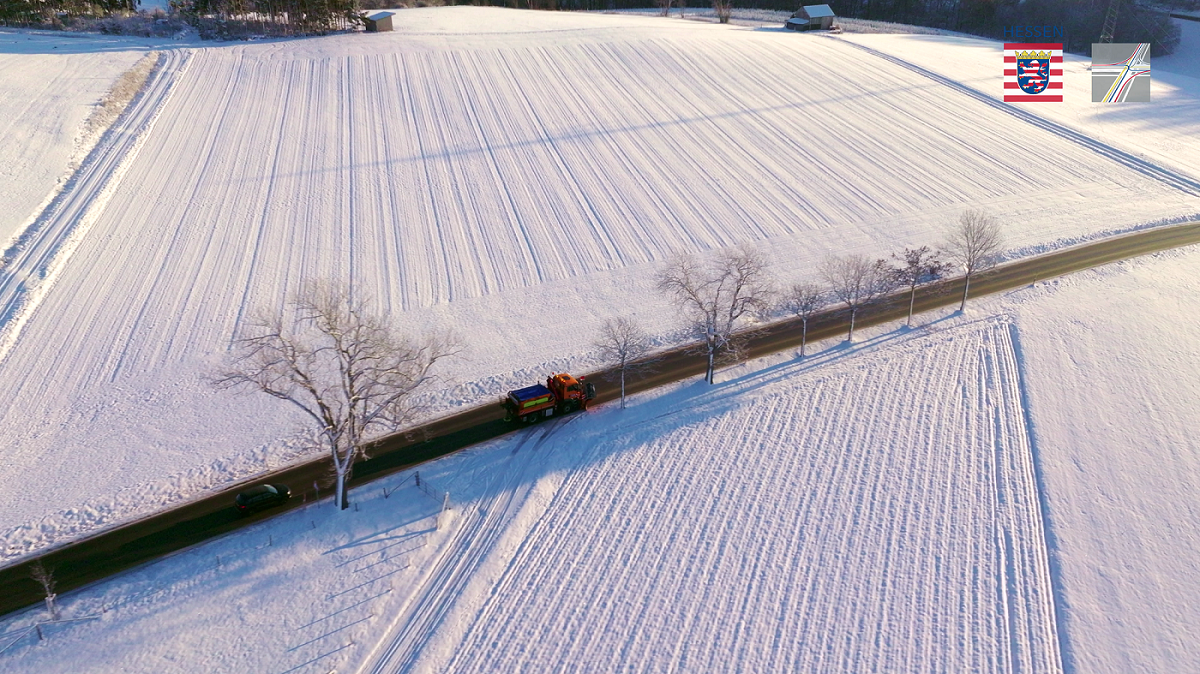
366,11,395,20
803,4,835,17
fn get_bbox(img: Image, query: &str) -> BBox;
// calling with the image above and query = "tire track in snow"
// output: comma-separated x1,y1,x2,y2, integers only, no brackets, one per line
449,51,545,285
1004,322,1075,673
422,51,494,299
232,60,297,336
345,55,358,300
600,40,766,248
401,54,457,304
0,49,190,364
494,48,623,272
104,50,241,378
360,418,579,674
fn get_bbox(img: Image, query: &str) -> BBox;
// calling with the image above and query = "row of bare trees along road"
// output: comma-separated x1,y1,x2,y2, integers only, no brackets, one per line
636,209,1003,394
5,215,1197,620
216,210,1001,514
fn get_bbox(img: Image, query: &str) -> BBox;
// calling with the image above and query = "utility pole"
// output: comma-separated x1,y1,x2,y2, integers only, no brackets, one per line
1099,0,1121,42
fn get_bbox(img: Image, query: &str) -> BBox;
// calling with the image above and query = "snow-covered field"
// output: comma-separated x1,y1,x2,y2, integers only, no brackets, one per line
4,239,1199,672
408,319,1060,674
1012,248,1200,673
2,8,1199,562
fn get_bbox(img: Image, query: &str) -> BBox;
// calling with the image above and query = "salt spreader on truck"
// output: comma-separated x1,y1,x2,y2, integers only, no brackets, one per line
502,373,597,423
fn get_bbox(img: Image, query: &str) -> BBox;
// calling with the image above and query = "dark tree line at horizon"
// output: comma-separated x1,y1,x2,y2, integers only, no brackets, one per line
1,0,1181,55
534,0,1182,56
170,0,362,35
830,0,1180,55
1,0,138,25
0,0,361,35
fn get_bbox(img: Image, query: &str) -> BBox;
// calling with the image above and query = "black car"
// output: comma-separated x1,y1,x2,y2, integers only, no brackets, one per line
234,484,291,514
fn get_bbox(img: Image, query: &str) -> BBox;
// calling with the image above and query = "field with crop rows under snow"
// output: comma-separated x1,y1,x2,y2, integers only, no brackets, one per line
2,7,1198,559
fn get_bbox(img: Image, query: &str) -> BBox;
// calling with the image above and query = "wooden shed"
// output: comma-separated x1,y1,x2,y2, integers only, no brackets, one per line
365,11,394,32
785,4,836,30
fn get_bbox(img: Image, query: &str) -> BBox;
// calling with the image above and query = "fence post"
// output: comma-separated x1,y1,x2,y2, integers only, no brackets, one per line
437,492,450,530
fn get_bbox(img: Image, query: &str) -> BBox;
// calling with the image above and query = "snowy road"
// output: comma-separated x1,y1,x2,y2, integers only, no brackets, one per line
2,217,1198,616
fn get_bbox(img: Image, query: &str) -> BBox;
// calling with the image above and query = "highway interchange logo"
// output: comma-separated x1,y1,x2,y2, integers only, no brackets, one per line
1091,43,1151,102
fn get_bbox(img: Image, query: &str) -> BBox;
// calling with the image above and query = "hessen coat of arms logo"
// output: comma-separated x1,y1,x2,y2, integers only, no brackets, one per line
1017,51,1051,93
1004,43,1063,102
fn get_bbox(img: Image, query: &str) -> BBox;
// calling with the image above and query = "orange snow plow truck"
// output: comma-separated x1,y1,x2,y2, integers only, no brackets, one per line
502,373,597,423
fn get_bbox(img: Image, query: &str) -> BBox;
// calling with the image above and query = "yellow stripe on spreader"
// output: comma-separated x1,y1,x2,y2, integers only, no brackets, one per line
522,396,551,409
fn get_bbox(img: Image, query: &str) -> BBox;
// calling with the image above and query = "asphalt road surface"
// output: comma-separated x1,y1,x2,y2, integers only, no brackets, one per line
2,220,1199,617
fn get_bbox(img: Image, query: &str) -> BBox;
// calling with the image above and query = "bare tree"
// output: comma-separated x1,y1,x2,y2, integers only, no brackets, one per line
215,281,458,511
890,246,946,327
593,316,652,409
656,0,671,16
30,561,58,621
678,0,686,18
783,282,826,357
712,0,732,22
821,254,892,342
656,247,772,384
944,210,1003,311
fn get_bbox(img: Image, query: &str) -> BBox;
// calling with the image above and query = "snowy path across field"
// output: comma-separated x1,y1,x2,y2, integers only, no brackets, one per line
385,320,1062,673
0,32,146,246
0,50,189,354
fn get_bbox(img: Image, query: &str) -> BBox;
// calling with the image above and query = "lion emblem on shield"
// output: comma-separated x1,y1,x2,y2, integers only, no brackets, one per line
1017,50,1051,95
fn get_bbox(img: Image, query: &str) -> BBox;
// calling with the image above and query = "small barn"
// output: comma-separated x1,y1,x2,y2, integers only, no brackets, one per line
365,11,395,33
785,4,836,30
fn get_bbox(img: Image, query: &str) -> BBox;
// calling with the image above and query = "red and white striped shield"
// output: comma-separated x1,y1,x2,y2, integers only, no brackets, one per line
1004,43,1063,102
